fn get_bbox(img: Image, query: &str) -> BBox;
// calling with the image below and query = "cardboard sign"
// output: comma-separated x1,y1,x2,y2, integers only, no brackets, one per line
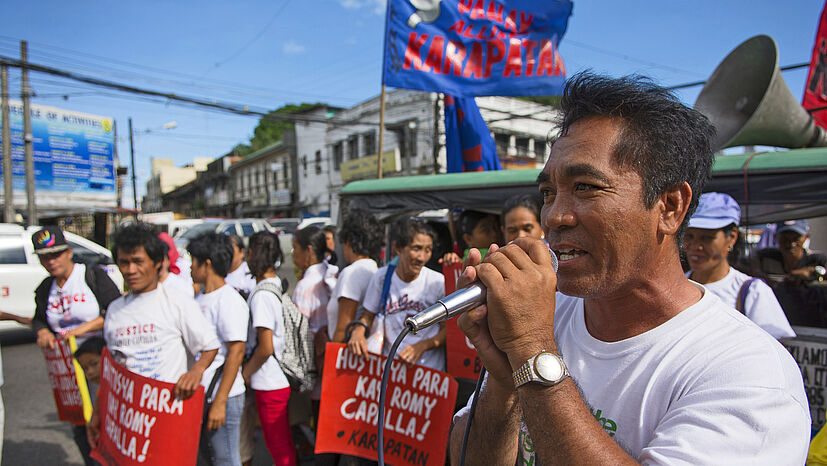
785,337,827,430
443,263,482,380
316,343,458,465
91,349,204,466
42,336,89,425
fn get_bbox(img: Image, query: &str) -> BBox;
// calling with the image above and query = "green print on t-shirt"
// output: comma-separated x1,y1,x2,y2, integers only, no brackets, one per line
519,408,618,464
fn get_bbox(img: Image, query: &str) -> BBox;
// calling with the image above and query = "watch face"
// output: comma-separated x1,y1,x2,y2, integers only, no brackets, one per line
534,353,564,383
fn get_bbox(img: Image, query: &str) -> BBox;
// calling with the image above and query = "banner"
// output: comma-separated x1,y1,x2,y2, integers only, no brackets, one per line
91,349,204,466
442,262,482,380
0,101,117,209
804,1,827,129
42,336,89,425
445,95,501,172
316,343,458,465
383,0,573,96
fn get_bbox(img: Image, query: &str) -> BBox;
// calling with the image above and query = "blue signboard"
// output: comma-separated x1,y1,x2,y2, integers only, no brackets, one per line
0,101,117,209
383,0,573,97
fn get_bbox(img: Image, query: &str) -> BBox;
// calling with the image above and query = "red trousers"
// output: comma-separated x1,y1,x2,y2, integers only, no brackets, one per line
254,387,296,466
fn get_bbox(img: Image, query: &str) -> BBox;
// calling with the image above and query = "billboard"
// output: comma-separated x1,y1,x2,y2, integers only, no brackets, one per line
0,101,117,209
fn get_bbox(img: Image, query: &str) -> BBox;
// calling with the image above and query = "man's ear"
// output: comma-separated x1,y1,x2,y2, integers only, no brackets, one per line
658,181,692,236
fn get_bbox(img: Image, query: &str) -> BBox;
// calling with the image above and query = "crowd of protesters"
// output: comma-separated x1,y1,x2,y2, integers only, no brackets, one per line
20,184,826,465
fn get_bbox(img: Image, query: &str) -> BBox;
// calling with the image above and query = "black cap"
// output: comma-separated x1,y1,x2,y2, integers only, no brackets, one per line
32,226,69,255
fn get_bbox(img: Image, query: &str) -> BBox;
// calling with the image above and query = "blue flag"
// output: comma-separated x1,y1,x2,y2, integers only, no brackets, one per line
383,0,573,97
444,95,501,172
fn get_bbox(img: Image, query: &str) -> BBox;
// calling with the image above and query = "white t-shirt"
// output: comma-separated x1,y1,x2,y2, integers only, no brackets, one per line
225,261,257,298
47,264,102,339
458,287,811,464
292,262,337,336
326,258,378,340
163,271,194,298
687,267,795,339
195,284,249,401
246,278,289,391
363,265,445,371
103,282,220,383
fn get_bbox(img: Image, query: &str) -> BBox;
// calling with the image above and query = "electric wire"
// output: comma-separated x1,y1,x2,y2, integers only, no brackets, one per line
378,326,411,466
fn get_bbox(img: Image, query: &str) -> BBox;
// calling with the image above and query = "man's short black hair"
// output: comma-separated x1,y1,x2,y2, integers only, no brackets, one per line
391,217,435,249
338,210,384,263
112,222,165,265
555,71,716,241
187,233,233,277
75,336,106,358
247,231,283,279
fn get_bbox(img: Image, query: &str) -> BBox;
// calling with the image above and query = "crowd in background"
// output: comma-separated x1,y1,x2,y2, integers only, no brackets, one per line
19,186,827,466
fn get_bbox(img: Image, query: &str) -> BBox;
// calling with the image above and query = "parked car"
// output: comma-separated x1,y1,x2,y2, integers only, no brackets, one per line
174,218,275,251
297,217,334,231
0,224,124,332
267,217,301,235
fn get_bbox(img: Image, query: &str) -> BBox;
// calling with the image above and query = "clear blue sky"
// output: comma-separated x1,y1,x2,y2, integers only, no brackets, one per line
1,0,823,208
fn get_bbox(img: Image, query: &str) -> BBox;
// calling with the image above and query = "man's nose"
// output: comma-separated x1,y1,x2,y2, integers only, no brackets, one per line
543,195,576,233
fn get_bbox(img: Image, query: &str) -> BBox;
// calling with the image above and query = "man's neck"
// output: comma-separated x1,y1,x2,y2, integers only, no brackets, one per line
583,254,701,342
229,261,242,273
132,279,159,295
395,267,420,283
55,263,75,288
203,273,226,294
783,251,804,272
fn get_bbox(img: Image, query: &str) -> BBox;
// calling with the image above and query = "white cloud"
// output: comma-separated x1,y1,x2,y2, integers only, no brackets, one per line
336,0,386,14
283,40,306,55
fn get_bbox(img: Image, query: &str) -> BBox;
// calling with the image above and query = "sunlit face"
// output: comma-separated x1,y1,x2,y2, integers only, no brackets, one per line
504,206,543,243
38,248,74,280
539,117,660,298
116,246,160,294
190,257,208,285
395,233,433,281
683,227,735,275
77,352,101,384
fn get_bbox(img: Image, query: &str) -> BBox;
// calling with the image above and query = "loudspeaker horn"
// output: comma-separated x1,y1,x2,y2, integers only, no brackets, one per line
694,34,827,151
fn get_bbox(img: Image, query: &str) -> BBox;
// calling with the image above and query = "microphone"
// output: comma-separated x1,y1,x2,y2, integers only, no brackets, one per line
405,246,559,333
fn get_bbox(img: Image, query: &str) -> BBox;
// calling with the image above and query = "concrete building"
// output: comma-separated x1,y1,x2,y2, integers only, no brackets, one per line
143,157,211,212
229,139,297,218
201,153,241,217
294,89,558,218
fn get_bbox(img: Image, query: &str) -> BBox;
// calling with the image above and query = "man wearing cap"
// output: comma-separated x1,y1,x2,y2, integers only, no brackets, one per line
31,226,121,466
683,193,795,339
758,220,827,285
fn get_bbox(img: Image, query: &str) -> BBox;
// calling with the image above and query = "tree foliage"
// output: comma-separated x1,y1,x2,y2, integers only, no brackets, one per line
234,102,323,157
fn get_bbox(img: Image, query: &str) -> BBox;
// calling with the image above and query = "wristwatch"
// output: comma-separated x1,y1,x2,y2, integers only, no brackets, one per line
513,351,569,388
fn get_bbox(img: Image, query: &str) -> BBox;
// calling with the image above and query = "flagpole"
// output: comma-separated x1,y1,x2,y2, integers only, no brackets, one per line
377,84,386,179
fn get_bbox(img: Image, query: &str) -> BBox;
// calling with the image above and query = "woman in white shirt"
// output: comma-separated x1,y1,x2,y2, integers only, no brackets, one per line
683,192,795,339
327,211,384,343
240,232,295,466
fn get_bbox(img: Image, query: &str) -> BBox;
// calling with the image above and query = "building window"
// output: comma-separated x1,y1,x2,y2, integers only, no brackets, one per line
347,136,358,161
315,150,322,175
515,137,530,157
494,133,510,157
302,155,307,177
363,131,376,156
283,162,289,187
333,143,344,170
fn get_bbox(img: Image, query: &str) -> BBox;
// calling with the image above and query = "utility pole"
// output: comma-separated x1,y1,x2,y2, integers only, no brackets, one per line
128,118,137,217
1,63,13,222
20,41,36,226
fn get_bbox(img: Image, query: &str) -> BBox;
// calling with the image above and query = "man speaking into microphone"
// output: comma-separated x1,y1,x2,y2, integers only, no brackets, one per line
449,73,810,464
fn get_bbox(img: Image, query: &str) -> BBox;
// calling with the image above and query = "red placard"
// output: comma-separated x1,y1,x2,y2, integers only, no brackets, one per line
42,338,86,425
91,349,204,466
443,263,482,380
803,1,827,129
316,343,458,465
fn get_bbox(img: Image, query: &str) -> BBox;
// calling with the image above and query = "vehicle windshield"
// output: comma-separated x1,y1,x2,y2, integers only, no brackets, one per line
179,223,219,240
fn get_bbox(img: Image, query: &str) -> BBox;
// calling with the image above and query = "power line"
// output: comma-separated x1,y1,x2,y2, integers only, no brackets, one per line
666,62,809,90
564,39,703,77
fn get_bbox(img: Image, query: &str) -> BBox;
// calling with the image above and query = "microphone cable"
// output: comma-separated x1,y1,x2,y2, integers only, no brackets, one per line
378,326,410,466
459,366,486,466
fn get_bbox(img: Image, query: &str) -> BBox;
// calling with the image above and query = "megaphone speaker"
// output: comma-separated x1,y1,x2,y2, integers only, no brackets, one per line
694,34,827,151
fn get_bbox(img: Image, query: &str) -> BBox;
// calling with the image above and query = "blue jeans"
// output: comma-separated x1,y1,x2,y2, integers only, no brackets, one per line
200,394,245,466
